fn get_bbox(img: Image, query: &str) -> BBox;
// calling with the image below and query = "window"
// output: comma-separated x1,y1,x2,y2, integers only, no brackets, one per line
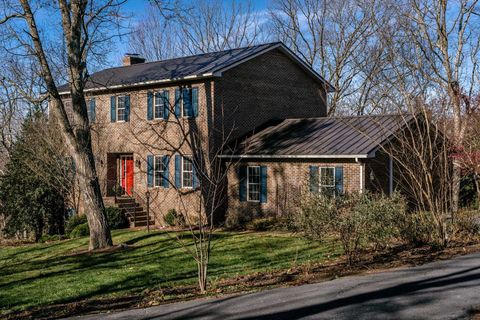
182,156,193,188
117,96,127,121
247,166,261,202
154,92,165,119
154,156,165,187
320,167,336,196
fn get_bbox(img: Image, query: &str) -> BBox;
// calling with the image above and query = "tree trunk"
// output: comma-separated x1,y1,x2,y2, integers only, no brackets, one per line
74,151,112,250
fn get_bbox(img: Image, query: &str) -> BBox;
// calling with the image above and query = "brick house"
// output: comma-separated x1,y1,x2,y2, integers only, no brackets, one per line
58,42,409,226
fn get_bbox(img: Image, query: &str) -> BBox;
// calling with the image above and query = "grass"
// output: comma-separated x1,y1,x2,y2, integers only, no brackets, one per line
0,229,341,314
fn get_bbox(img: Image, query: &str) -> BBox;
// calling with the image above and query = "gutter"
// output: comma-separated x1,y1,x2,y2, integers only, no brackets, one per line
218,154,371,159
58,73,216,95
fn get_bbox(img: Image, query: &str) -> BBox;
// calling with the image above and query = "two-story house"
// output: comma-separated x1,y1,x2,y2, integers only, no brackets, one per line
59,42,408,226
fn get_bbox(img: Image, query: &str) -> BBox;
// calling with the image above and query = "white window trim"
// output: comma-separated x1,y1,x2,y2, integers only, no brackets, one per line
116,95,127,123
181,155,193,189
247,166,261,203
154,91,167,120
154,155,165,188
319,167,336,196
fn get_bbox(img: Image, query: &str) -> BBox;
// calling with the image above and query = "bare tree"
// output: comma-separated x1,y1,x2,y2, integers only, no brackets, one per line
122,87,239,293
269,0,394,115
372,0,480,214
0,0,127,249
130,0,266,60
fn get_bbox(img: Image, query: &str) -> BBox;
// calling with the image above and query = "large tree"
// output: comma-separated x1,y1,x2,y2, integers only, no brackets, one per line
0,0,126,249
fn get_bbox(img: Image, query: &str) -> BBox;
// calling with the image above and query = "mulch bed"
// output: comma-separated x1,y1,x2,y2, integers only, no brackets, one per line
5,241,480,320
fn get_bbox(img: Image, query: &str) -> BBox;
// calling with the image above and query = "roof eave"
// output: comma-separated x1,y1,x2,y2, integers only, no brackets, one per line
218,154,371,159
58,72,217,96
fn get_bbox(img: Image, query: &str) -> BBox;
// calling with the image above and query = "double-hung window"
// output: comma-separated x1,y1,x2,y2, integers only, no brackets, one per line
182,156,193,188
117,95,127,121
247,166,261,202
154,92,165,119
320,167,336,196
154,156,165,187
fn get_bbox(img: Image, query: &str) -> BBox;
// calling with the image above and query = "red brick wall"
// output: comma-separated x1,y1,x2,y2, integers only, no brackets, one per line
225,159,363,219
214,49,328,140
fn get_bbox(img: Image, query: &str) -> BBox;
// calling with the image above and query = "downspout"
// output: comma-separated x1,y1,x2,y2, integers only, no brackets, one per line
356,158,364,193
389,156,394,195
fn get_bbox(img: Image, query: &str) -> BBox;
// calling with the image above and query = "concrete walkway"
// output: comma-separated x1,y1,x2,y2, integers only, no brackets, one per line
73,252,480,320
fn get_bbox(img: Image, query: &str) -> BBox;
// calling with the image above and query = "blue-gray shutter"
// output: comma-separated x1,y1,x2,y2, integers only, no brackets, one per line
110,96,116,122
147,155,154,187
162,155,169,188
192,87,198,117
124,95,130,121
309,166,319,193
147,91,153,120
175,155,181,188
89,98,96,122
260,166,268,203
239,165,247,202
335,166,344,195
175,89,181,117
183,88,192,117
163,91,169,120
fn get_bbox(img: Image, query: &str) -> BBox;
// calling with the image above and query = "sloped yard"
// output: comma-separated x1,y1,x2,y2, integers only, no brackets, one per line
0,229,341,317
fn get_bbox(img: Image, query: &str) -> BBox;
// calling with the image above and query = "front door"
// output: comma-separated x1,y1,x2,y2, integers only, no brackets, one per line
120,155,134,196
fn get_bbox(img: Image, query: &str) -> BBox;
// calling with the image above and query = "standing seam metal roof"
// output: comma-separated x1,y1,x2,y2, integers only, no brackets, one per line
223,114,414,157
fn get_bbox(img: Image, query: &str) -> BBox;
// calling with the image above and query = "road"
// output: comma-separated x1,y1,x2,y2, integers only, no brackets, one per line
73,251,480,320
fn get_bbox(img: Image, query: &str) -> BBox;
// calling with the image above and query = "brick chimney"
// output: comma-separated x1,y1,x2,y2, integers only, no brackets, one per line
122,53,145,66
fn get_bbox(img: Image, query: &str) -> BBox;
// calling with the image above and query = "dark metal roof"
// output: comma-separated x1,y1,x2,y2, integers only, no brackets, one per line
58,42,333,93
223,114,414,158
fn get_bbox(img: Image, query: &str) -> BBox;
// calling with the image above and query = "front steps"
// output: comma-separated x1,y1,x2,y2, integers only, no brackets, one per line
115,196,154,227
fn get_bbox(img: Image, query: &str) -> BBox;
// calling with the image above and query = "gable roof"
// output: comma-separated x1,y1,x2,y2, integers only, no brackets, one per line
221,114,414,159
58,42,334,94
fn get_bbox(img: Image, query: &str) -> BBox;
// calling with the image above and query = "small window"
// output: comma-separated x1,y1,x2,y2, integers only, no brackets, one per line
154,92,164,119
117,96,127,121
154,156,165,187
320,167,335,196
182,156,193,188
247,166,261,202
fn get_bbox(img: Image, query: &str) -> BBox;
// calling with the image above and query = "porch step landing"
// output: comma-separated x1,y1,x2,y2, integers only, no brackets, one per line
115,196,154,228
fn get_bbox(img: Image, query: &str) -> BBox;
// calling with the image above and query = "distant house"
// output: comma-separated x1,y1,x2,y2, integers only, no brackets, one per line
58,42,410,226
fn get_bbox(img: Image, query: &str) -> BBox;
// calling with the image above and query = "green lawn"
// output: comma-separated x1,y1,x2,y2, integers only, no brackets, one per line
0,229,341,314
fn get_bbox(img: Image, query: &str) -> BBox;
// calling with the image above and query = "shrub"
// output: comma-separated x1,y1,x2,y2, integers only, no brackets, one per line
245,217,277,231
396,210,441,246
294,191,406,264
453,209,480,237
225,207,256,230
65,214,88,235
164,209,185,227
70,223,89,238
106,206,129,229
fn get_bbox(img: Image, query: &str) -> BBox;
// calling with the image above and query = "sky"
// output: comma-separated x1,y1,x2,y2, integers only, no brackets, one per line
109,0,270,66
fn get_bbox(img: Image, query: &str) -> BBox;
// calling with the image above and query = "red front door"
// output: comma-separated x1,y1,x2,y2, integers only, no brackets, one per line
120,155,134,196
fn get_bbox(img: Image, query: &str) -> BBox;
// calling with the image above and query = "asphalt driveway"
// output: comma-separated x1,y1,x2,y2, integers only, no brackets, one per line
73,251,480,320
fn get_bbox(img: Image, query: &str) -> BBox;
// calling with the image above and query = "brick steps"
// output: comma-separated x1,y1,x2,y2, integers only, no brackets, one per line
115,196,154,228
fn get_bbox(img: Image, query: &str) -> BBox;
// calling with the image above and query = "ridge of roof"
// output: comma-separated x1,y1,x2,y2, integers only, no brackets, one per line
96,42,283,72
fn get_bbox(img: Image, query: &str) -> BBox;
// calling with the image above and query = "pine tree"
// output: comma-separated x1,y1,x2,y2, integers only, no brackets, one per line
0,112,72,241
